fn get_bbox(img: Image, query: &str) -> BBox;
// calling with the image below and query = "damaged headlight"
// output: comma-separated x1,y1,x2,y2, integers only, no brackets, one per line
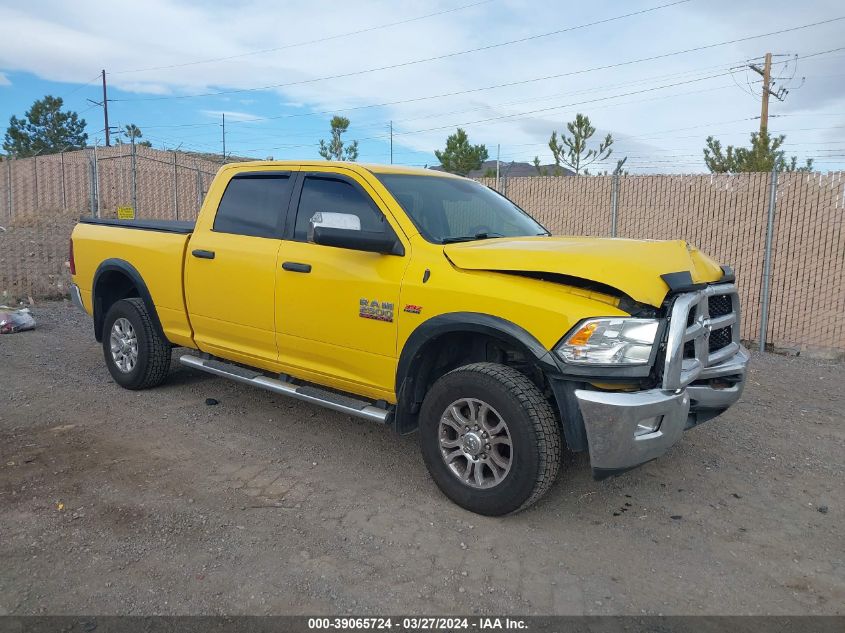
555,318,660,366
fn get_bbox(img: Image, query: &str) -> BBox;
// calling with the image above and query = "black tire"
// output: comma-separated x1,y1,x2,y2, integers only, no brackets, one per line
102,298,171,390
419,362,561,516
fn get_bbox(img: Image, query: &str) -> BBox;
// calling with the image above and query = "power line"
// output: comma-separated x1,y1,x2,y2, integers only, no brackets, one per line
114,14,843,104
189,75,741,154
385,72,740,139
167,83,738,153
345,70,736,132
136,58,746,131
198,65,740,140
129,45,843,136
125,66,743,152
115,40,844,160
113,0,694,102
63,72,105,98
112,0,497,74
774,113,845,118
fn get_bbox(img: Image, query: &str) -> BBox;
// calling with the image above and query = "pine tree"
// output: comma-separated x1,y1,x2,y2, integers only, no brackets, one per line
3,96,88,157
318,116,359,161
704,130,813,173
115,124,151,147
435,128,488,176
532,156,549,176
548,113,613,175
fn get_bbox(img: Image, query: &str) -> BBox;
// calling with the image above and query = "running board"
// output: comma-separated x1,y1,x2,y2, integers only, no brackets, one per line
179,355,390,424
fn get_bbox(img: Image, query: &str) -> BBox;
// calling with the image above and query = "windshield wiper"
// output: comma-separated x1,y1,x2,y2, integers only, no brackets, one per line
441,232,504,244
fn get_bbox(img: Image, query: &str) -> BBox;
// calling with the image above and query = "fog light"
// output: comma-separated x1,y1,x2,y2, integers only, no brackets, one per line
634,415,662,437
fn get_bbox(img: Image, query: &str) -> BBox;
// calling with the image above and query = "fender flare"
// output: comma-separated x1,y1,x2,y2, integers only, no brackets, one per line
91,258,166,343
395,312,557,395
392,312,561,434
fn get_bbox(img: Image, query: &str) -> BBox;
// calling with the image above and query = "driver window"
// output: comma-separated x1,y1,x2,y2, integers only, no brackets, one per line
294,176,385,242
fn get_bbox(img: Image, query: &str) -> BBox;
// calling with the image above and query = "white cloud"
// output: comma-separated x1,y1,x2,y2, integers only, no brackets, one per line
0,72,9,86
201,109,264,122
0,0,843,170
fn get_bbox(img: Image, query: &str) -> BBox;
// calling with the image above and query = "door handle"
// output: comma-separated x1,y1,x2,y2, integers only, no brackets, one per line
192,249,215,260
282,261,311,273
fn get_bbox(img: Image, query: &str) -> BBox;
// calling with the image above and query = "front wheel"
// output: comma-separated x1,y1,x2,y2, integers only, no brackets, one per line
102,298,171,390
419,363,561,516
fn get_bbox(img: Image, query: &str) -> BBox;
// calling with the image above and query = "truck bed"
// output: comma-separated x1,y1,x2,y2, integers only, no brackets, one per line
71,217,195,347
79,217,195,234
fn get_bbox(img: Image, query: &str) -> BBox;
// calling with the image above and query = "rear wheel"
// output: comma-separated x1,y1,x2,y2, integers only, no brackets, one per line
102,298,171,390
419,362,561,515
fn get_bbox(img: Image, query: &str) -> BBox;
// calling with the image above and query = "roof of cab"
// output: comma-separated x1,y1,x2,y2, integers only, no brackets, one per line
221,160,465,179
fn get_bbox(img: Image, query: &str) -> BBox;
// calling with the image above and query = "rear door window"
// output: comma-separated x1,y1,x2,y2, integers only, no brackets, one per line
213,174,292,238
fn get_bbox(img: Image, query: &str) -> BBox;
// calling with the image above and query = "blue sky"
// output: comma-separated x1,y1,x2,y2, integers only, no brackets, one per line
1,0,844,172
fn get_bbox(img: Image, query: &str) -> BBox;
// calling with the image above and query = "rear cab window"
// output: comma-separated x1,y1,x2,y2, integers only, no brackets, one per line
213,173,292,238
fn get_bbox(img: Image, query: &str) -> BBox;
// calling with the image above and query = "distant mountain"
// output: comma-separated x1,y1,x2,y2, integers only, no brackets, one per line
429,160,573,178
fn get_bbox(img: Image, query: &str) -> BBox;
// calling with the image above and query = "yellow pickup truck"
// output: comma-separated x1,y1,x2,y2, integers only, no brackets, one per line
69,161,748,515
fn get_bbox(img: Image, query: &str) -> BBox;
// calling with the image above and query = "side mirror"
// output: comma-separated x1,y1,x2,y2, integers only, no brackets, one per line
307,211,361,241
312,226,404,255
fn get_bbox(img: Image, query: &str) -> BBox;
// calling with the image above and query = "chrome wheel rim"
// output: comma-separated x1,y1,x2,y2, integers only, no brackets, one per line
438,398,512,489
110,318,138,373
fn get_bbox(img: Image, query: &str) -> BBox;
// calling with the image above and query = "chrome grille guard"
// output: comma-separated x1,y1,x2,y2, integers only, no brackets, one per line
662,283,741,390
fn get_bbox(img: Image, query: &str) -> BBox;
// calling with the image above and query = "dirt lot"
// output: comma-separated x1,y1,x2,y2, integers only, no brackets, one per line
0,302,842,615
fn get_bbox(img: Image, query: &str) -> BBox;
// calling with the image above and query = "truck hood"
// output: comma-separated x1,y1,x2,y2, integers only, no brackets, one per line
443,236,724,307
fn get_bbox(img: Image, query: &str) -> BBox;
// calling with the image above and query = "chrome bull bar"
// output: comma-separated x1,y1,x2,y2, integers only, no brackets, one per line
662,283,741,390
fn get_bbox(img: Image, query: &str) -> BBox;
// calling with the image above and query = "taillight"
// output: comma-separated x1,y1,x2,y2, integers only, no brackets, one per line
68,238,76,275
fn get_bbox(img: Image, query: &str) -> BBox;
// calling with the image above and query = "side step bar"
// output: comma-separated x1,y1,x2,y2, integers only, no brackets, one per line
179,355,390,424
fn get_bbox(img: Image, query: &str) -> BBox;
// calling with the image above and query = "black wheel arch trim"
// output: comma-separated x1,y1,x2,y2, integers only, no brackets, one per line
393,312,583,439
395,312,557,395
92,259,167,344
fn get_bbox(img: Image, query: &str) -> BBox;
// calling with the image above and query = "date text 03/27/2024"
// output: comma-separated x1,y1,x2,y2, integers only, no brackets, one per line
307,617,528,630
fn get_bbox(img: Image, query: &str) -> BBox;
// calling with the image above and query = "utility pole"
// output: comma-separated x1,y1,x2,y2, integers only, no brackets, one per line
131,137,137,214
222,113,226,161
496,144,500,189
389,120,393,164
748,53,789,134
102,69,111,147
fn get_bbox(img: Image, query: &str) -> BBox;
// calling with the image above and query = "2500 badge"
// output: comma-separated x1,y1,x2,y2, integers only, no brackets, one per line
359,298,394,322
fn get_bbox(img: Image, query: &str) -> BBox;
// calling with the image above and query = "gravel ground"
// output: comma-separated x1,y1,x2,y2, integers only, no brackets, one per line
0,302,842,615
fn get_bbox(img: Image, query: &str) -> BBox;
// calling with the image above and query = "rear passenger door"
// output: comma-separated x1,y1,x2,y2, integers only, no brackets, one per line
185,170,295,370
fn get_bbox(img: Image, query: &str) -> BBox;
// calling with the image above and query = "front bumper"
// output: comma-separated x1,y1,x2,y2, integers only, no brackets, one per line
575,345,749,475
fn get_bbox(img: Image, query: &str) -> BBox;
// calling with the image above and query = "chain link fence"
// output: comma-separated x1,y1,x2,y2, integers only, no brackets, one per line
0,150,843,356
0,145,220,222
481,171,845,357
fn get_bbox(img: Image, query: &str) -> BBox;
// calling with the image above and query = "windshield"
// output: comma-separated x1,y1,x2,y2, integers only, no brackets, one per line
377,174,548,244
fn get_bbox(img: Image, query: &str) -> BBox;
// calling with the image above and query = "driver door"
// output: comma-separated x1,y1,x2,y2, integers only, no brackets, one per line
275,169,411,401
